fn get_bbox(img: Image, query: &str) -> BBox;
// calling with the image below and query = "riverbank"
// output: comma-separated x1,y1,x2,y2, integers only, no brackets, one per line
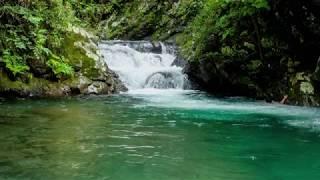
0,27,126,98
1,0,320,106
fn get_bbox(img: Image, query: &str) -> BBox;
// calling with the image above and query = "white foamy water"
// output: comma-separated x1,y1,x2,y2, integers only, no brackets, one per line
99,41,187,90
99,41,320,133
129,89,320,132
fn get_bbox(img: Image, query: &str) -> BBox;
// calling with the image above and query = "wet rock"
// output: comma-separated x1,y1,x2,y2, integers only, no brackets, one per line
0,27,126,98
87,82,106,94
26,59,53,79
313,56,320,80
151,42,162,54
78,75,92,94
171,54,187,67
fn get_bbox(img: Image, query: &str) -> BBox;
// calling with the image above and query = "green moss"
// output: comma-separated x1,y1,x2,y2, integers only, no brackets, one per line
60,32,101,79
0,69,85,97
0,71,46,93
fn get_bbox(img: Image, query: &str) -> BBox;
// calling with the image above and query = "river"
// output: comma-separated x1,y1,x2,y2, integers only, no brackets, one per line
0,42,319,179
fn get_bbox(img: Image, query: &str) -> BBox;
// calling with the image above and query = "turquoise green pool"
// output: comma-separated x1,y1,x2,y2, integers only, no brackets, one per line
0,90,320,179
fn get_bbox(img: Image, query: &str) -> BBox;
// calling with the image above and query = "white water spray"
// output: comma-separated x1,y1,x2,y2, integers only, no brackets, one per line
99,41,188,90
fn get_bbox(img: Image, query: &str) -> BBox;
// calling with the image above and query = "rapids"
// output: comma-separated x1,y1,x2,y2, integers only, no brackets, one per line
99,41,188,90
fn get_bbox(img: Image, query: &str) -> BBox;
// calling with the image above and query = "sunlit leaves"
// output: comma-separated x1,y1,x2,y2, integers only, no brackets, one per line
0,0,75,77
47,55,74,78
2,50,29,75
180,0,269,60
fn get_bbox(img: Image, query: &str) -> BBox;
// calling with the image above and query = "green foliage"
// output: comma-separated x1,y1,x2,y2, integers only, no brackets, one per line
2,50,29,76
152,0,204,39
179,0,269,60
0,0,75,77
82,0,204,40
0,0,274,79
47,55,74,78
70,0,115,25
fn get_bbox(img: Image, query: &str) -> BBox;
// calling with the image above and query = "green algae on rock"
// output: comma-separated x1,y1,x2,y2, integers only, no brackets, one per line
0,27,126,98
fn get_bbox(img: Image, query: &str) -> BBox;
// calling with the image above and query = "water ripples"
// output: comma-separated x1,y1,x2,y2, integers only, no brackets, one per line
1,94,320,179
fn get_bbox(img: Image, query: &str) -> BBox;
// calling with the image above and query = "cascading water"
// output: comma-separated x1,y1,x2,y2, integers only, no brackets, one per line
99,41,188,90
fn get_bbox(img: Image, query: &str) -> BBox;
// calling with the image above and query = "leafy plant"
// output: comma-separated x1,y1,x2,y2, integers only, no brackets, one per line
2,50,29,75
0,0,75,78
179,0,269,61
47,55,74,78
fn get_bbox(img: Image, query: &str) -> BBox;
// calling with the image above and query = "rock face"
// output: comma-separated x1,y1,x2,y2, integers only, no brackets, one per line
0,28,127,98
184,58,320,106
181,0,320,106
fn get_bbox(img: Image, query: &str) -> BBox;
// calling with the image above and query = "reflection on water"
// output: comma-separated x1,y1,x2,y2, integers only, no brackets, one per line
0,91,320,179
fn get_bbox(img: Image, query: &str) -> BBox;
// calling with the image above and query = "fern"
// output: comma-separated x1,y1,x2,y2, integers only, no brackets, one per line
2,50,29,76
180,0,269,60
47,55,74,78
0,0,75,79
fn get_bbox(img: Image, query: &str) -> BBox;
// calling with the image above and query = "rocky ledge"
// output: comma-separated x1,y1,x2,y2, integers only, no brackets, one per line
0,27,127,98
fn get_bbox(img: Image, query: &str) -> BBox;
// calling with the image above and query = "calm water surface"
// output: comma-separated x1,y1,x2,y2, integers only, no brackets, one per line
0,90,320,180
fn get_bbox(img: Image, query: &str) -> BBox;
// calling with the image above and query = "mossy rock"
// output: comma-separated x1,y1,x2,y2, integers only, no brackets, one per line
0,27,126,98
60,31,102,79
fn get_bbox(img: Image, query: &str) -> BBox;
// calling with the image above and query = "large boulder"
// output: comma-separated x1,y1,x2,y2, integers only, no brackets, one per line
0,27,127,98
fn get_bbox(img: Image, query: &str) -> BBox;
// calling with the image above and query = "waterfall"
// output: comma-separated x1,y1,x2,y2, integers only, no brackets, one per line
99,41,188,90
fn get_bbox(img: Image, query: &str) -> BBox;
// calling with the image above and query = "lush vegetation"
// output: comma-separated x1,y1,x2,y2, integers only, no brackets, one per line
0,0,201,79
93,0,320,105
1,0,320,104
179,0,269,59
72,0,203,40
0,0,76,78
